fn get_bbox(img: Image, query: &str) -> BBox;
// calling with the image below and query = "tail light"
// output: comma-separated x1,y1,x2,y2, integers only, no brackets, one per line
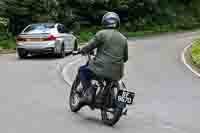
47,35,57,41
16,35,57,42
16,37,25,42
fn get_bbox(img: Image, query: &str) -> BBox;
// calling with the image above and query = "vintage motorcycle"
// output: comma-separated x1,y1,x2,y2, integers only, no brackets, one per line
69,50,135,126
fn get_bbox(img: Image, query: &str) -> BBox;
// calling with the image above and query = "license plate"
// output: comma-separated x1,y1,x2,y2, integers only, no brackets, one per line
117,90,135,105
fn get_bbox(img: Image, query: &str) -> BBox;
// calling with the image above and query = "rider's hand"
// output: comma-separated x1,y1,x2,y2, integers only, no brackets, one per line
80,48,87,55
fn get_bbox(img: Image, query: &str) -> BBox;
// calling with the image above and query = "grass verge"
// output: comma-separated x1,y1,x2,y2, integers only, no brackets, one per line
191,38,200,68
184,44,200,74
76,25,200,43
0,37,16,54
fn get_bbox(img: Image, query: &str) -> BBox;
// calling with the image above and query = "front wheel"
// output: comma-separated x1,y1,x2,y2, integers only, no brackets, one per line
69,75,84,112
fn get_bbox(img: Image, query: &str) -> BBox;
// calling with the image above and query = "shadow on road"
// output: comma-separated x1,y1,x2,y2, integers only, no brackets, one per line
70,111,120,128
17,53,72,61
68,111,110,127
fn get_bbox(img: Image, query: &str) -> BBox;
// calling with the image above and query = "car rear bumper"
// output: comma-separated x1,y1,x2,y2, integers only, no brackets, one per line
16,41,57,54
17,47,55,54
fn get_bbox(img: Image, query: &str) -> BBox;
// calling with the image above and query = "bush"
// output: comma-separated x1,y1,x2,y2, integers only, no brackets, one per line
191,38,200,67
77,32,95,43
0,36,16,49
0,32,12,41
76,23,194,43
175,14,200,30
0,17,8,32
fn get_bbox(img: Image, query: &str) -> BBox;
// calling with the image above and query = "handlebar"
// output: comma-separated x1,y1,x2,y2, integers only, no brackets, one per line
72,49,95,56
72,49,95,66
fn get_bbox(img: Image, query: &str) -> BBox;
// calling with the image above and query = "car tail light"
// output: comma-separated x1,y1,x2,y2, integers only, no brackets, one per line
16,37,25,42
47,35,57,41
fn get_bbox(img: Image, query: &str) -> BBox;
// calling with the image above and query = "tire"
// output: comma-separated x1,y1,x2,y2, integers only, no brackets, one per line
101,83,123,126
101,108,123,126
58,45,65,58
17,49,28,59
73,40,78,51
69,75,84,112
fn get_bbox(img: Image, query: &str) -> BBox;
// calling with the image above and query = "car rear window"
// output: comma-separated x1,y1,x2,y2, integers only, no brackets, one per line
23,24,55,34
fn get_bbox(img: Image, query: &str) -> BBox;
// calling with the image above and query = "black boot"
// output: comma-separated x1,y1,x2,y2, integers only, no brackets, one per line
79,86,95,105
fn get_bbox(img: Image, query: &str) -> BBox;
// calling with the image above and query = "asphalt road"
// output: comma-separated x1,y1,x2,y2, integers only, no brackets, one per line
1,31,200,133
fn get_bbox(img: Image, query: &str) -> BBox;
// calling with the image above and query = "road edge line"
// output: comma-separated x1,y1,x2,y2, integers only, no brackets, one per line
181,43,200,77
61,58,82,86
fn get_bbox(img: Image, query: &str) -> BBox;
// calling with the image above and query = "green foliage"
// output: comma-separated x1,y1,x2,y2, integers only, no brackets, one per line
192,38,200,67
77,24,182,43
1,0,200,50
77,32,95,42
1,0,200,35
0,0,49,17
0,32,11,41
75,25,102,42
0,17,8,32
0,36,15,49
127,0,200,31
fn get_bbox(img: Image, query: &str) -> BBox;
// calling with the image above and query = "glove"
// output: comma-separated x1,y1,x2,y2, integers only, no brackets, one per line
80,48,87,55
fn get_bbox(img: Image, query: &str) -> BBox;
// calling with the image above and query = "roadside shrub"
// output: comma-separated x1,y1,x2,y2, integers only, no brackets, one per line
77,32,95,43
0,32,12,41
0,35,16,49
175,14,200,30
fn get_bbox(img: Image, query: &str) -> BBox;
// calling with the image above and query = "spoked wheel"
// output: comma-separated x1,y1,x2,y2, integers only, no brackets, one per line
69,75,84,112
101,83,123,126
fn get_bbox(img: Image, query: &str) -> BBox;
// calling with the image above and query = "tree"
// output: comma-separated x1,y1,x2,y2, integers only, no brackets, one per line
0,0,52,34
0,17,9,32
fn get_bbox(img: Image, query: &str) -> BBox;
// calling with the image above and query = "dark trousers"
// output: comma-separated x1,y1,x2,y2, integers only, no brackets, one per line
78,65,96,91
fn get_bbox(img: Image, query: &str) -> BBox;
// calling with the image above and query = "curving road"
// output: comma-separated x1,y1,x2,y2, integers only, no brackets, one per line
0,31,200,133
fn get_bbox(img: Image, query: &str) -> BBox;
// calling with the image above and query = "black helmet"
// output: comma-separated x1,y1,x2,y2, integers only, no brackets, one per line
101,12,120,29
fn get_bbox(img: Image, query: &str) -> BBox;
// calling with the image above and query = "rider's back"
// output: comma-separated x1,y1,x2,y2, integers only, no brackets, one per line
88,29,128,81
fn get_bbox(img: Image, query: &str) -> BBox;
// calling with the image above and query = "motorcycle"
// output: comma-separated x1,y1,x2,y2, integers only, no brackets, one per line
69,50,135,126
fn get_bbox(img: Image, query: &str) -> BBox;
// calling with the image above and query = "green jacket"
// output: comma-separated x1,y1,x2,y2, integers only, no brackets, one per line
81,29,128,80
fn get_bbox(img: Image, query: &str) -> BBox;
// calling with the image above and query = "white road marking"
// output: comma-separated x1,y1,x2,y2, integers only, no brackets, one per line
61,58,82,86
181,43,200,77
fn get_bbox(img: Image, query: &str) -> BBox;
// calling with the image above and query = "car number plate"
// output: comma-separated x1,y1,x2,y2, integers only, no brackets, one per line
117,90,135,105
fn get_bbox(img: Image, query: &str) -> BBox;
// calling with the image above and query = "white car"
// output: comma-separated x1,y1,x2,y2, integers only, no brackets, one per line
16,23,78,58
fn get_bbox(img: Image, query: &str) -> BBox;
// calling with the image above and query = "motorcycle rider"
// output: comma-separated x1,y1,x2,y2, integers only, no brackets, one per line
79,12,128,105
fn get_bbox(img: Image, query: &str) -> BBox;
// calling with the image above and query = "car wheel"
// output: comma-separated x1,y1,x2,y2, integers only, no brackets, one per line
73,40,78,51
58,45,65,58
17,49,28,59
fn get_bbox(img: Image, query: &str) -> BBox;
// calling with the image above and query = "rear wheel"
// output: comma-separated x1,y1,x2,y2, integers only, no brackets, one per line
101,83,123,126
17,49,28,59
69,75,84,112
101,108,123,126
58,45,65,58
